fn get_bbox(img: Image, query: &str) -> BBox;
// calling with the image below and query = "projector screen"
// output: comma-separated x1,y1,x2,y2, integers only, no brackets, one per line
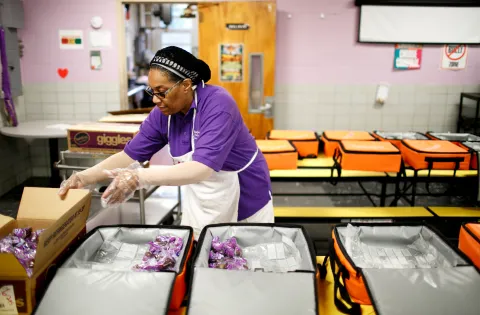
359,5,480,44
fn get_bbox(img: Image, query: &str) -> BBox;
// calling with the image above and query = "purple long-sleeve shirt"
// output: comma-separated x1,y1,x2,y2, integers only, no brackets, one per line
124,84,272,220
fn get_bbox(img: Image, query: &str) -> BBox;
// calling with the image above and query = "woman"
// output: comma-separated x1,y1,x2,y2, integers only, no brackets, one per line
58,46,274,238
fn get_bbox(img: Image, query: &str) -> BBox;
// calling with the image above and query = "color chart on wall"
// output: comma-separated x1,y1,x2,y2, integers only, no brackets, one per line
59,30,84,50
394,44,422,70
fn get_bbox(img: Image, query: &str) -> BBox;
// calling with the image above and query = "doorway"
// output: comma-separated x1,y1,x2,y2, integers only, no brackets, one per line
116,0,277,139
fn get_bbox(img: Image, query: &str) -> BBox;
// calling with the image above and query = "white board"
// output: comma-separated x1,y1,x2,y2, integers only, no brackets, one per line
359,5,480,44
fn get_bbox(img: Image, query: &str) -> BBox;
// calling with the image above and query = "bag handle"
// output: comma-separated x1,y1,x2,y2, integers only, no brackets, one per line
424,156,464,177
330,239,361,315
331,148,343,185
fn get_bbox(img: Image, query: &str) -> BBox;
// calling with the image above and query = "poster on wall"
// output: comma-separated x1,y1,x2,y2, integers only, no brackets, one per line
441,44,468,70
220,43,243,82
394,44,422,69
59,30,84,49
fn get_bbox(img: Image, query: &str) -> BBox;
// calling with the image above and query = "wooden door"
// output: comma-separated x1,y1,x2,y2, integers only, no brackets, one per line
198,1,276,139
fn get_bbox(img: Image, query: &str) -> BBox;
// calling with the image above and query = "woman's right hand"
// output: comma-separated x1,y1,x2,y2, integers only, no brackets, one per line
58,172,90,197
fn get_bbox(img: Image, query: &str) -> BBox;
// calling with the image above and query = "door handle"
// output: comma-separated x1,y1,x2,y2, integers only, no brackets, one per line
260,97,274,118
259,103,272,112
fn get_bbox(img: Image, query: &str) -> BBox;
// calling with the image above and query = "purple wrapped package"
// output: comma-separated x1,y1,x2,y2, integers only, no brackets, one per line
133,234,184,272
29,229,46,243
226,257,248,270
13,227,32,239
0,227,46,277
209,237,248,270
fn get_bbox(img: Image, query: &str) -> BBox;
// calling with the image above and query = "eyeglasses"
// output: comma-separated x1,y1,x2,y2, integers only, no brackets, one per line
145,80,182,99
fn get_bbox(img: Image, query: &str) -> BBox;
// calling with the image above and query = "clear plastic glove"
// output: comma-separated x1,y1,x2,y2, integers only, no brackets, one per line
101,161,146,208
58,171,93,197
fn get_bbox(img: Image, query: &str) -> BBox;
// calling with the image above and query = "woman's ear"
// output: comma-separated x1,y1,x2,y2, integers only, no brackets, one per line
183,79,193,92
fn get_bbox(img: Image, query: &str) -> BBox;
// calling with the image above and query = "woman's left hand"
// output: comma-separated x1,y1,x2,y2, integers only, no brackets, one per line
101,162,145,207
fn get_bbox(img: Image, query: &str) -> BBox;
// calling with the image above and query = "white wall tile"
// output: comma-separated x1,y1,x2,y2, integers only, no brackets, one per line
73,92,89,103
414,104,430,115
463,85,479,93
90,103,107,114
43,104,58,114
447,85,463,95
41,92,57,103
447,94,460,106
43,112,59,120
26,102,43,114
90,92,107,103
56,82,75,92
74,104,90,114
334,104,350,115
73,83,90,92
430,85,449,95
107,103,121,111
334,115,351,130
75,114,92,122
351,92,369,106
318,92,334,105
59,113,74,120
317,104,334,115
381,116,398,131
397,115,413,130
26,114,43,121
317,115,335,130
58,104,75,114
58,92,73,104
334,93,351,106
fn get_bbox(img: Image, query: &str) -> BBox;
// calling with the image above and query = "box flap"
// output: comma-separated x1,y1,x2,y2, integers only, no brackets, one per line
362,267,480,315
0,214,15,238
35,268,175,315
68,122,140,133
98,114,148,124
189,268,317,315
17,187,90,220
25,188,91,274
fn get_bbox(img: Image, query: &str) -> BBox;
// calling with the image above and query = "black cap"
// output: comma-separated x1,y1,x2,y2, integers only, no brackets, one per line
149,46,211,84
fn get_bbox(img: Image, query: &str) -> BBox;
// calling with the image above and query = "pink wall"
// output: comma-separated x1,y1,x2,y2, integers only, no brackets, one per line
20,0,118,83
20,0,480,85
275,0,480,84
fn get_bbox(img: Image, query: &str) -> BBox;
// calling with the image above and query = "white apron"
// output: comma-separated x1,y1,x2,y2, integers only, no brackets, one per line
167,91,258,239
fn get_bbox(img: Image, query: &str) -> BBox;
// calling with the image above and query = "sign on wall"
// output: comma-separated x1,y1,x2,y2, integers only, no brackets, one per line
59,30,84,50
226,23,249,30
219,43,243,82
441,44,468,70
394,44,422,70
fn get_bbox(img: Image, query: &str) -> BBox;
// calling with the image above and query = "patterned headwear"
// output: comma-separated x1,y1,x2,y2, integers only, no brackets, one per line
149,46,211,84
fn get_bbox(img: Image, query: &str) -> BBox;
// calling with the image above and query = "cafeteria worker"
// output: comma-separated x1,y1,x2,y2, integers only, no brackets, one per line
58,46,274,238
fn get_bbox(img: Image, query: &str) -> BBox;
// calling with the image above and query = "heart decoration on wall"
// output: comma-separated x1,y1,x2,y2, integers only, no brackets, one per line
57,68,69,78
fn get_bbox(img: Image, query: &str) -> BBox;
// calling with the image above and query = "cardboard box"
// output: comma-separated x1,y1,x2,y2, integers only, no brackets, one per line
67,122,140,154
0,187,91,315
98,114,148,124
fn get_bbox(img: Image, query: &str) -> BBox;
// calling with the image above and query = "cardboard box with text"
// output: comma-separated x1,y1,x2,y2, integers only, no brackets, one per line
0,187,91,315
67,122,140,154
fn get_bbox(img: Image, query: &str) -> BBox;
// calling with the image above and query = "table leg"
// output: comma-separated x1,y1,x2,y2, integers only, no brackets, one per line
380,180,387,207
48,138,61,187
139,188,146,225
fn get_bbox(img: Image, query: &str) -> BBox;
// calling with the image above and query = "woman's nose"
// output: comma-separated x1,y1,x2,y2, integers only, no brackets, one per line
152,95,161,104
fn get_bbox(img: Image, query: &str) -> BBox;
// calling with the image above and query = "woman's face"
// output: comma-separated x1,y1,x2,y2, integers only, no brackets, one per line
147,69,193,116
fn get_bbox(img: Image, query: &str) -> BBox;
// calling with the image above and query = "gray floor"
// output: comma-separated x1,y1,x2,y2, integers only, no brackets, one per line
0,178,477,220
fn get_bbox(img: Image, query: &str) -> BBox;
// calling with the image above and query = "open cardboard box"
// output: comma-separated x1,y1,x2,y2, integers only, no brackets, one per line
0,187,91,315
